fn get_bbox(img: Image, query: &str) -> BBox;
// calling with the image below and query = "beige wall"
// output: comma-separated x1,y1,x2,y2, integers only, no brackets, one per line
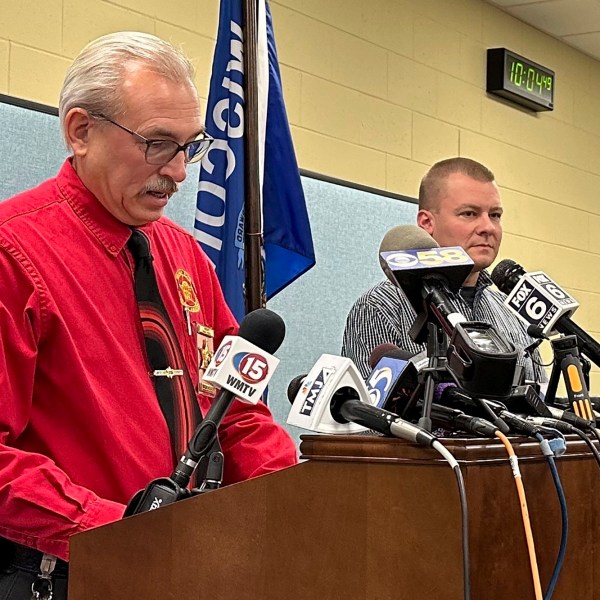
2,0,600,387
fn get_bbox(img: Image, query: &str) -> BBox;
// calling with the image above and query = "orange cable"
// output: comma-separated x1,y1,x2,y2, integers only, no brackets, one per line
495,430,543,600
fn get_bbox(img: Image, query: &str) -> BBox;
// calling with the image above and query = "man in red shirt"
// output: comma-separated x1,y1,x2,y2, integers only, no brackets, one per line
0,31,297,599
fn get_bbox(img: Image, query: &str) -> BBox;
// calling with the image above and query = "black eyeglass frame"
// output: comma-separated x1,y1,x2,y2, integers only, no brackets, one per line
91,112,214,165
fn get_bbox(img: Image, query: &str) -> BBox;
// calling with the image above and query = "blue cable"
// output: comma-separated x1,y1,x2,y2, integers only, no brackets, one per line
535,432,568,600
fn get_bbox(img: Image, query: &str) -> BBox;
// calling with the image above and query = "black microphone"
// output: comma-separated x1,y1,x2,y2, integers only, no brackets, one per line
172,308,285,485
437,388,551,438
125,308,285,516
526,417,582,436
496,409,551,438
379,225,472,340
379,225,518,399
433,384,572,440
545,404,595,431
491,258,600,367
433,383,511,434
428,402,499,437
331,390,437,446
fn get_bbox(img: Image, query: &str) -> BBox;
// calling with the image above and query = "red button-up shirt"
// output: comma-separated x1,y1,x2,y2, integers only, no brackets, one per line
0,160,297,560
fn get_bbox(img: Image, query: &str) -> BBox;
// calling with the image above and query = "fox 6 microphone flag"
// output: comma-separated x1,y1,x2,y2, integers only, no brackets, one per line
194,0,315,321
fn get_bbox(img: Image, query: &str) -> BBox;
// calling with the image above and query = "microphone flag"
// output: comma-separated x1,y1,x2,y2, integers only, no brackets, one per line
194,0,315,321
503,271,578,335
287,355,370,434
203,335,280,404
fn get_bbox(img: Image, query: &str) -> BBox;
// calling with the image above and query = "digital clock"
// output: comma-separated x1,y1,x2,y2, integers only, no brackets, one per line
486,48,554,112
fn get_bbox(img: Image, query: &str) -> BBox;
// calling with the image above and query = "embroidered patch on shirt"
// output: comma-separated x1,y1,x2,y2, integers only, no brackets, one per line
175,269,200,313
196,324,216,397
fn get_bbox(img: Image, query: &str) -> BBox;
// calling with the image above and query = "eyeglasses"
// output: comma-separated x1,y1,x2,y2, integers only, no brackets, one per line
92,113,214,165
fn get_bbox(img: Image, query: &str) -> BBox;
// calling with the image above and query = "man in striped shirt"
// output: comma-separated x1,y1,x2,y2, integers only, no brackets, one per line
342,157,546,384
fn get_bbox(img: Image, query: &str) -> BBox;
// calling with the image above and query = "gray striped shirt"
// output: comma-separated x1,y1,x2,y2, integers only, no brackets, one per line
341,271,547,383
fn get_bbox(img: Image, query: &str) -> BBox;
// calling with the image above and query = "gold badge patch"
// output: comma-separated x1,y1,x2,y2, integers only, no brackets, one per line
196,324,216,397
175,269,200,313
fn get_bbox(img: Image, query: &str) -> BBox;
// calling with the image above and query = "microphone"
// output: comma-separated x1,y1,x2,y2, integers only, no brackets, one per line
432,383,511,435
173,308,284,482
545,405,595,431
368,343,407,369
432,387,548,437
286,354,368,435
491,259,600,367
125,308,285,516
428,402,499,437
526,416,585,436
286,355,436,446
433,383,588,442
496,409,555,438
379,225,518,399
365,344,419,412
379,225,472,339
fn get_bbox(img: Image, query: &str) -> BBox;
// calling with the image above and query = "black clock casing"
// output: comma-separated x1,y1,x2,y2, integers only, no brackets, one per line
487,48,554,112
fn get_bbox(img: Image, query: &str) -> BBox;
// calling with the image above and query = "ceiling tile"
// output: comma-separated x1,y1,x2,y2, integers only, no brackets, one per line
483,0,600,61
562,31,600,56
486,0,544,6
507,0,600,36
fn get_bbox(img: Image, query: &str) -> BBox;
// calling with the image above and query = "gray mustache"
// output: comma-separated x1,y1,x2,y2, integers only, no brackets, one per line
144,178,178,195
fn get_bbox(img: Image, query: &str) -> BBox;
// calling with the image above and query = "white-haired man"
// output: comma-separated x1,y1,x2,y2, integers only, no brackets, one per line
0,32,297,599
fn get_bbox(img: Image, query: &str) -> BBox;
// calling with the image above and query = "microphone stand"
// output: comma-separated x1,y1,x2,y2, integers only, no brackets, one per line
191,446,224,494
417,322,449,432
407,296,511,434
545,334,595,424
124,420,229,516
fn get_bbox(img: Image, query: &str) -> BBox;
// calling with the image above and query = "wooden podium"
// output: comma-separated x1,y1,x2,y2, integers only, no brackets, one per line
69,434,600,600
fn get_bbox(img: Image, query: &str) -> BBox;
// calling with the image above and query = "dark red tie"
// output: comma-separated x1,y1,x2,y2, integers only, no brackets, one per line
127,229,202,466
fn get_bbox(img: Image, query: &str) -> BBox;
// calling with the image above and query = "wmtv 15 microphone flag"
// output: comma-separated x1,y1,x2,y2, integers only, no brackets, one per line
195,0,315,321
203,335,279,404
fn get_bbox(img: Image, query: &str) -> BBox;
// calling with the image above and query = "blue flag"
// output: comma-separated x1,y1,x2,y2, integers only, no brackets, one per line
195,0,315,322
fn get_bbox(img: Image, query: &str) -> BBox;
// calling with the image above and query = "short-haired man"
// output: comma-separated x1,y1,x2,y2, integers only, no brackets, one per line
342,157,545,383
0,32,297,599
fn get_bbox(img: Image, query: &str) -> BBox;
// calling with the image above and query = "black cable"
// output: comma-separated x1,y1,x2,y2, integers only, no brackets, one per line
534,433,568,600
572,428,600,471
589,427,600,445
454,462,470,600
432,440,470,600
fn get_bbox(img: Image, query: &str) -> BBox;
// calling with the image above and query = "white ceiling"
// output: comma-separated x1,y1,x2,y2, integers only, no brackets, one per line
485,0,600,61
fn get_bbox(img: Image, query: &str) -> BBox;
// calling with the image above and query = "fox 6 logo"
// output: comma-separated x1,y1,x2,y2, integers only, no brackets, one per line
233,352,269,383
509,281,553,325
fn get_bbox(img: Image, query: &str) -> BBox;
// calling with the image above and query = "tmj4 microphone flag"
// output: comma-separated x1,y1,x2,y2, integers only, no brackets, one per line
194,0,315,322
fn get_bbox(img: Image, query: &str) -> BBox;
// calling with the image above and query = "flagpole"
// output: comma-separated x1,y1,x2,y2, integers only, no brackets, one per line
242,0,265,314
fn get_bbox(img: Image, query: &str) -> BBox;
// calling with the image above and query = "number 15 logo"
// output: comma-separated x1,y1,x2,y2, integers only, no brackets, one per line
235,353,269,383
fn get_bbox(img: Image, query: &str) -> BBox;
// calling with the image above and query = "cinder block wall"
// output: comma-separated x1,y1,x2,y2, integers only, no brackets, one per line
2,0,599,387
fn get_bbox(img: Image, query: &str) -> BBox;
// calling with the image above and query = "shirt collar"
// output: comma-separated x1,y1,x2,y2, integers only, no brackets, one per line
56,158,154,258
476,270,493,290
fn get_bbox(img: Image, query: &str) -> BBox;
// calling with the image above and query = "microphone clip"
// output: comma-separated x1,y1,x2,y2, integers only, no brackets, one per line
123,477,190,517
